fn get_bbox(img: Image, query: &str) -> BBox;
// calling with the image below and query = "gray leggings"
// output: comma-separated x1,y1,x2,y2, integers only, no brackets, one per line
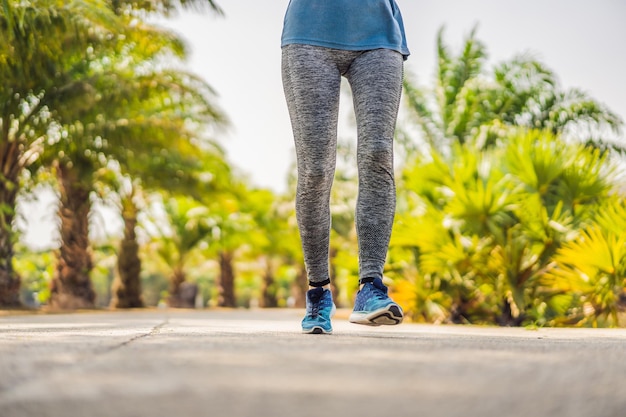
282,44,404,286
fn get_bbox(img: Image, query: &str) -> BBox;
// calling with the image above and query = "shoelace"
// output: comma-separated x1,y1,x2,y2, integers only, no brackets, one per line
367,280,389,300
369,286,388,300
307,289,324,317
310,303,319,318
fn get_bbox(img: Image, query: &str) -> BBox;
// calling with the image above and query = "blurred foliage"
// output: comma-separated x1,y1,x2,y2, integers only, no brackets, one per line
390,128,624,327
13,246,55,307
387,27,625,327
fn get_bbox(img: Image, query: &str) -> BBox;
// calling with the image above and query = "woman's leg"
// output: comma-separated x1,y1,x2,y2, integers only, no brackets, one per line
346,49,404,283
281,44,343,287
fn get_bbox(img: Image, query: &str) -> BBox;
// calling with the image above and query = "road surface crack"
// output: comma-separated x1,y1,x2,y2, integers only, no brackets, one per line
100,319,168,354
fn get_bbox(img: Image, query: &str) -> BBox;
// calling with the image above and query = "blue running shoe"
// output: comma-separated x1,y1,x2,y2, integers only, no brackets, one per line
349,278,403,326
302,287,336,334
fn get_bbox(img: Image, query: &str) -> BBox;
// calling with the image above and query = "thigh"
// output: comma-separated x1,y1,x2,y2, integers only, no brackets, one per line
282,45,343,171
347,49,404,143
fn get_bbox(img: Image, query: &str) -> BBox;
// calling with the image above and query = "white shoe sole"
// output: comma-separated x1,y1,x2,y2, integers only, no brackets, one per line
302,326,332,334
349,304,403,326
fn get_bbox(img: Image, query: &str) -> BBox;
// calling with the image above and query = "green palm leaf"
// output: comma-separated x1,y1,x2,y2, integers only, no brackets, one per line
547,227,626,326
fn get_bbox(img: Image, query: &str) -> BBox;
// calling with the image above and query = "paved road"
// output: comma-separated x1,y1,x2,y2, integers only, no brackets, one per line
1,309,626,417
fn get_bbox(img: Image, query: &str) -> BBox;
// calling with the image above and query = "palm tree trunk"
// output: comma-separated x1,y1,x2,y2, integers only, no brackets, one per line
218,250,236,307
261,257,277,308
0,182,21,307
496,297,525,327
49,164,95,309
329,247,341,307
110,195,143,308
290,265,307,309
0,139,22,307
167,267,189,308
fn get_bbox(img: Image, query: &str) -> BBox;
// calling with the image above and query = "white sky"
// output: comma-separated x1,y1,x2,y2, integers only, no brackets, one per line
18,0,626,249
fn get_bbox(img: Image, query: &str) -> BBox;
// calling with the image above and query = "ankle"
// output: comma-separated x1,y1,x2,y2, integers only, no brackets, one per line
358,277,376,291
309,284,331,291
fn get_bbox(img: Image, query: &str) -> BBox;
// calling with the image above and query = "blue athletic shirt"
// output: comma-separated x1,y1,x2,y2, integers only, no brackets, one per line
281,0,410,59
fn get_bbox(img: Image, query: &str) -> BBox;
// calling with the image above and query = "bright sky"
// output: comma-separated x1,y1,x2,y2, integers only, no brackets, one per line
18,0,626,249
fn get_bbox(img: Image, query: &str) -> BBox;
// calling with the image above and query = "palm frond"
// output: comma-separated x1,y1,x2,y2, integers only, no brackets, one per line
402,74,444,150
436,26,487,133
110,0,223,16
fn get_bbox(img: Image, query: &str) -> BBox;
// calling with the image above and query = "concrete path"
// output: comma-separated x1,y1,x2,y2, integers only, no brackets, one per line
1,309,626,417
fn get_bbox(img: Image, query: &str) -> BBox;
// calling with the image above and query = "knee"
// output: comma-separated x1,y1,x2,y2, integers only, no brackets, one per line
358,139,394,169
298,163,335,189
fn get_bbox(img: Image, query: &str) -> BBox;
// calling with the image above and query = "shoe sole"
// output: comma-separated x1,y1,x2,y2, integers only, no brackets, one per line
349,304,403,326
302,326,332,335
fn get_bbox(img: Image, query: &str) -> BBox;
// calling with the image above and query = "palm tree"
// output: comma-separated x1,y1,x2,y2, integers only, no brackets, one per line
544,197,626,327
239,188,280,308
41,19,226,308
110,183,143,308
65,0,226,309
102,0,226,308
205,186,255,308
1,0,226,308
238,187,304,308
110,146,229,308
0,0,124,307
391,27,624,326
392,128,619,326
109,0,223,16
48,154,99,308
402,27,622,154
146,195,216,307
